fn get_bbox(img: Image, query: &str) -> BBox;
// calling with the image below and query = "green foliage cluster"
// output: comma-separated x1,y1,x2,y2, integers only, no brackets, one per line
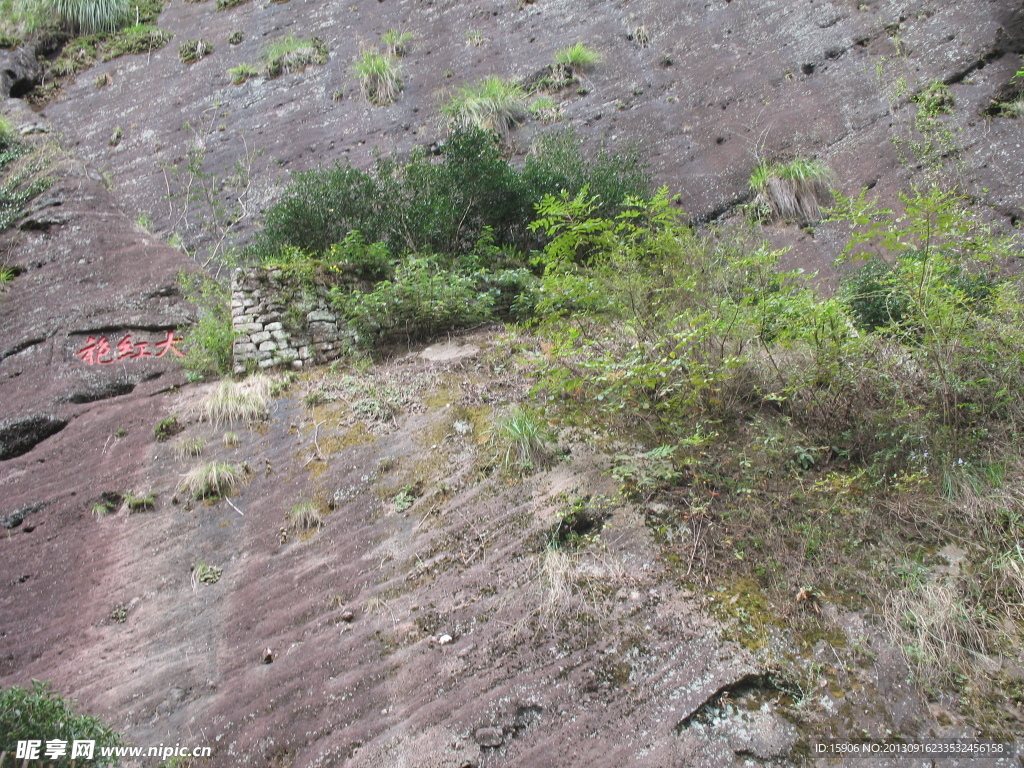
0,128,51,236
553,42,601,71
530,183,1023,479
0,681,124,764
177,271,234,379
252,128,647,261
247,128,646,347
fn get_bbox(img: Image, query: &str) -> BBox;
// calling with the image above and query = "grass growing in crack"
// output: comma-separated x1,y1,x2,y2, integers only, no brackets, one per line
492,406,551,471
178,38,212,64
288,502,322,531
178,462,247,500
262,34,328,78
153,415,181,442
749,157,833,225
441,76,528,138
352,49,402,105
175,436,206,460
381,28,413,57
553,42,601,71
884,578,996,688
228,62,258,84
122,491,156,513
198,376,271,427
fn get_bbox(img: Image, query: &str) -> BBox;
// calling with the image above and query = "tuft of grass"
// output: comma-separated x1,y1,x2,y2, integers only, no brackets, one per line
227,29,243,44
464,30,487,47
441,76,529,138
553,42,601,71
100,23,173,61
885,579,996,687
122,490,156,513
381,28,413,57
352,49,402,105
36,0,130,34
198,376,272,427
749,157,834,225
530,95,562,124
491,406,552,471
262,34,328,78
228,62,258,84
178,38,212,64
222,431,240,448
175,436,206,460
178,462,247,500
287,501,322,531
215,0,248,9
153,415,181,442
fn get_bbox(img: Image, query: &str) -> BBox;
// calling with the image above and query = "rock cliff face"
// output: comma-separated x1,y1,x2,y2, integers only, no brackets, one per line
1,1,1022,766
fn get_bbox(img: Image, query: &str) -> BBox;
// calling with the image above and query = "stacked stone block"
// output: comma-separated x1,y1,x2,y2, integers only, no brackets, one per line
231,267,354,374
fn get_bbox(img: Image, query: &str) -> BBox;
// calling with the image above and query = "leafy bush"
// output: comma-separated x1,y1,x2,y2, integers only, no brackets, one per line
0,681,124,765
441,76,529,138
250,128,649,262
177,271,234,379
531,183,1024,475
352,49,401,105
339,257,493,346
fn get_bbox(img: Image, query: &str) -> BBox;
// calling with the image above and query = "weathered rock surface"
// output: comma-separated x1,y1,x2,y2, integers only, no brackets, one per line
1,1,1023,766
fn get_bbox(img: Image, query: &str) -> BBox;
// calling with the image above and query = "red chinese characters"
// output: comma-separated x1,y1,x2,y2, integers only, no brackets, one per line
76,331,184,365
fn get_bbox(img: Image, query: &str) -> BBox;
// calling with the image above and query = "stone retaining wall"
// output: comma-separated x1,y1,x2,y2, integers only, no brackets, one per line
230,267,354,374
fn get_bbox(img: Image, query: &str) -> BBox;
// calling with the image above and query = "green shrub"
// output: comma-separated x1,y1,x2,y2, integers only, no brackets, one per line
339,256,493,346
249,128,649,262
0,681,124,764
262,34,327,78
441,76,529,138
177,271,234,379
352,49,401,105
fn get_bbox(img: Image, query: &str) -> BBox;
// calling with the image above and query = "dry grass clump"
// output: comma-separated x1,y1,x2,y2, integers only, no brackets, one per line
749,157,834,225
288,502,323,531
175,436,206,460
178,462,248,500
352,50,402,105
884,578,996,687
262,35,328,78
198,376,272,427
